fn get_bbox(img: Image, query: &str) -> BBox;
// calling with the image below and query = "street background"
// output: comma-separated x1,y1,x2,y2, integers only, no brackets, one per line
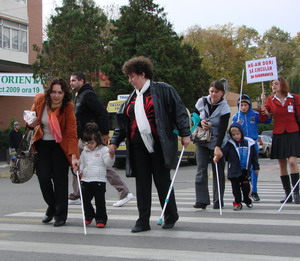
0,158,300,260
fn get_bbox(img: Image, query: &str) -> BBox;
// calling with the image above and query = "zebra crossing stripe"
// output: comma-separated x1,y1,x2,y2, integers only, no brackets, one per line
0,223,299,245
0,239,295,261
5,212,300,227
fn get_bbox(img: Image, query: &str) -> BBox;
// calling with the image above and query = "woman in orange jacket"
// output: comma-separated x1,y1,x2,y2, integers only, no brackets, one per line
28,78,79,227
260,76,300,204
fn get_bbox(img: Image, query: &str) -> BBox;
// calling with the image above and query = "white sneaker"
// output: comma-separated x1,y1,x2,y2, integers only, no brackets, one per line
68,198,81,205
113,193,134,207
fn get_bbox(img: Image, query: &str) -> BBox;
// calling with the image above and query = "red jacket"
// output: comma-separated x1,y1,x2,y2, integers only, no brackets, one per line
260,93,300,134
31,93,79,165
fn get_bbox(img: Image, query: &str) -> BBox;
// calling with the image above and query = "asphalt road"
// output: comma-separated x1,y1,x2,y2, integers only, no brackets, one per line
0,158,300,261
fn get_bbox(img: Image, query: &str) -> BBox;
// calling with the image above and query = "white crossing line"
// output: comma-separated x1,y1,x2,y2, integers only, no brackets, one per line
6,212,300,227
0,239,296,261
0,223,299,245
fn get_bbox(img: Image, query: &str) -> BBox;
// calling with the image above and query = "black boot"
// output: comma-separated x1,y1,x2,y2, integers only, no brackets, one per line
280,175,292,203
290,173,300,204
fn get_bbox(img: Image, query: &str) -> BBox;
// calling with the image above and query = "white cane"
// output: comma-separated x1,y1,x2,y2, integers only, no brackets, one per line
76,170,87,235
278,178,300,213
157,146,185,225
215,162,223,216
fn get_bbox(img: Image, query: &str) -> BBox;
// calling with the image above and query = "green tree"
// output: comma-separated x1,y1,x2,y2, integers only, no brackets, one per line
288,33,300,94
33,0,109,84
105,0,209,109
258,26,296,76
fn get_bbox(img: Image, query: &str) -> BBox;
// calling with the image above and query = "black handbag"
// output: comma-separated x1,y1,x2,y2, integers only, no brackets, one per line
9,130,37,184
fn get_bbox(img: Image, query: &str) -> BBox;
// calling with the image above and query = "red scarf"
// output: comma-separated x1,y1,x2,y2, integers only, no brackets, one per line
48,104,62,143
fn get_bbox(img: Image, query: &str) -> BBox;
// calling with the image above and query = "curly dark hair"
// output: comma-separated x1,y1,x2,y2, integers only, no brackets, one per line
45,78,72,113
82,122,105,146
122,56,153,79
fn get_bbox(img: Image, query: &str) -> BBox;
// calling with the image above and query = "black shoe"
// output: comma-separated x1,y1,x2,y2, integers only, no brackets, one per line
293,193,300,204
251,192,260,202
246,203,253,208
213,202,224,209
162,222,176,229
42,215,53,224
53,220,66,227
280,195,293,203
193,202,207,209
131,225,151,233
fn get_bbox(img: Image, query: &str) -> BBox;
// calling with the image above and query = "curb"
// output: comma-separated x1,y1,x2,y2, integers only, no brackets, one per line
0,173,9,178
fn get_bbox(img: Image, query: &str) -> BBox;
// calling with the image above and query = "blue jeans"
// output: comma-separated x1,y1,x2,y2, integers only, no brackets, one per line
251,143,259,193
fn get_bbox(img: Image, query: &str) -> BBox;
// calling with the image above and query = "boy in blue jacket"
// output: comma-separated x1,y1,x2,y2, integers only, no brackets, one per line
232,94,271,201
214,123,260,210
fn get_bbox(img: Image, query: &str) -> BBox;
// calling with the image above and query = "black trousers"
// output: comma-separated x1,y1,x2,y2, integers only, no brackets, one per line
81,181,107,224
229,171,251,204
132,142,178,227
35,140,69,221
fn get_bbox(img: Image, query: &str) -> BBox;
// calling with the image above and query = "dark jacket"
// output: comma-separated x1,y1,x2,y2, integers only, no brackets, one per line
221,123,259,179
110,81,191,177
8,129,22,149
74,83,109,138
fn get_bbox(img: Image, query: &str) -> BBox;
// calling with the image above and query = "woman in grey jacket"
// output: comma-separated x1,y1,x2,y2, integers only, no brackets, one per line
193,81,230,210
109,56,191,233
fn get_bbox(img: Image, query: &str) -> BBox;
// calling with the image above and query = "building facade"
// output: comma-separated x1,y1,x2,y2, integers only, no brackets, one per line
0,0,42,129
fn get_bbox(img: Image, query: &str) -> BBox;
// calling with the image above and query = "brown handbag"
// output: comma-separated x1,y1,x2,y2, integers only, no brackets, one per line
9,130,36,184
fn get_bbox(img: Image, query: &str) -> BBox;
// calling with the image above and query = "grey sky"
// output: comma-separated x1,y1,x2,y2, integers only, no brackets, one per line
43,0,299,37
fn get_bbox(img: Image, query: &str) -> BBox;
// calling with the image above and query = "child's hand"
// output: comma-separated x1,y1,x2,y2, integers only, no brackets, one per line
255,170,259,175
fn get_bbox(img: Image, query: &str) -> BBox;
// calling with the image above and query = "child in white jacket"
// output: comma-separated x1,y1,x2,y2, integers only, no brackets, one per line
79,122,115,228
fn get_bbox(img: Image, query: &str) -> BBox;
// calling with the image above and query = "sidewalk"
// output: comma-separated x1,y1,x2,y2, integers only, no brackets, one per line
0,161,9,178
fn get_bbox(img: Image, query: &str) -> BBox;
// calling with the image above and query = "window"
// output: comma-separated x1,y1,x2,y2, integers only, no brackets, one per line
3,27,10,48
0,18,27,52
12,29,19,50
0,27,2,48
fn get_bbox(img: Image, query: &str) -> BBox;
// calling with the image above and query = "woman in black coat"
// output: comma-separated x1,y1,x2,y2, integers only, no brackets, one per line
109,56,191,233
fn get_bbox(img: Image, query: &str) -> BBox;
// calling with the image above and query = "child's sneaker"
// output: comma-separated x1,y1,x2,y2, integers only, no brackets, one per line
251,192,260,202
96,222,106,228
85,220,92,225
233,201,242,211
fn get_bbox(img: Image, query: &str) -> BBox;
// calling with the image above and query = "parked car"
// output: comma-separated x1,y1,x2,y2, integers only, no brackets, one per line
258,135,272,158
261,130,273,138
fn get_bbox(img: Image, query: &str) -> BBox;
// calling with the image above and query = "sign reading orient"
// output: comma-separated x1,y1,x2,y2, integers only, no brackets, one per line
0,73,44,97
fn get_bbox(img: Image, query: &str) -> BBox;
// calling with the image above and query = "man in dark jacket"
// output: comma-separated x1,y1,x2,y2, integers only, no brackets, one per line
8,122,22,159
69,72,134,206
